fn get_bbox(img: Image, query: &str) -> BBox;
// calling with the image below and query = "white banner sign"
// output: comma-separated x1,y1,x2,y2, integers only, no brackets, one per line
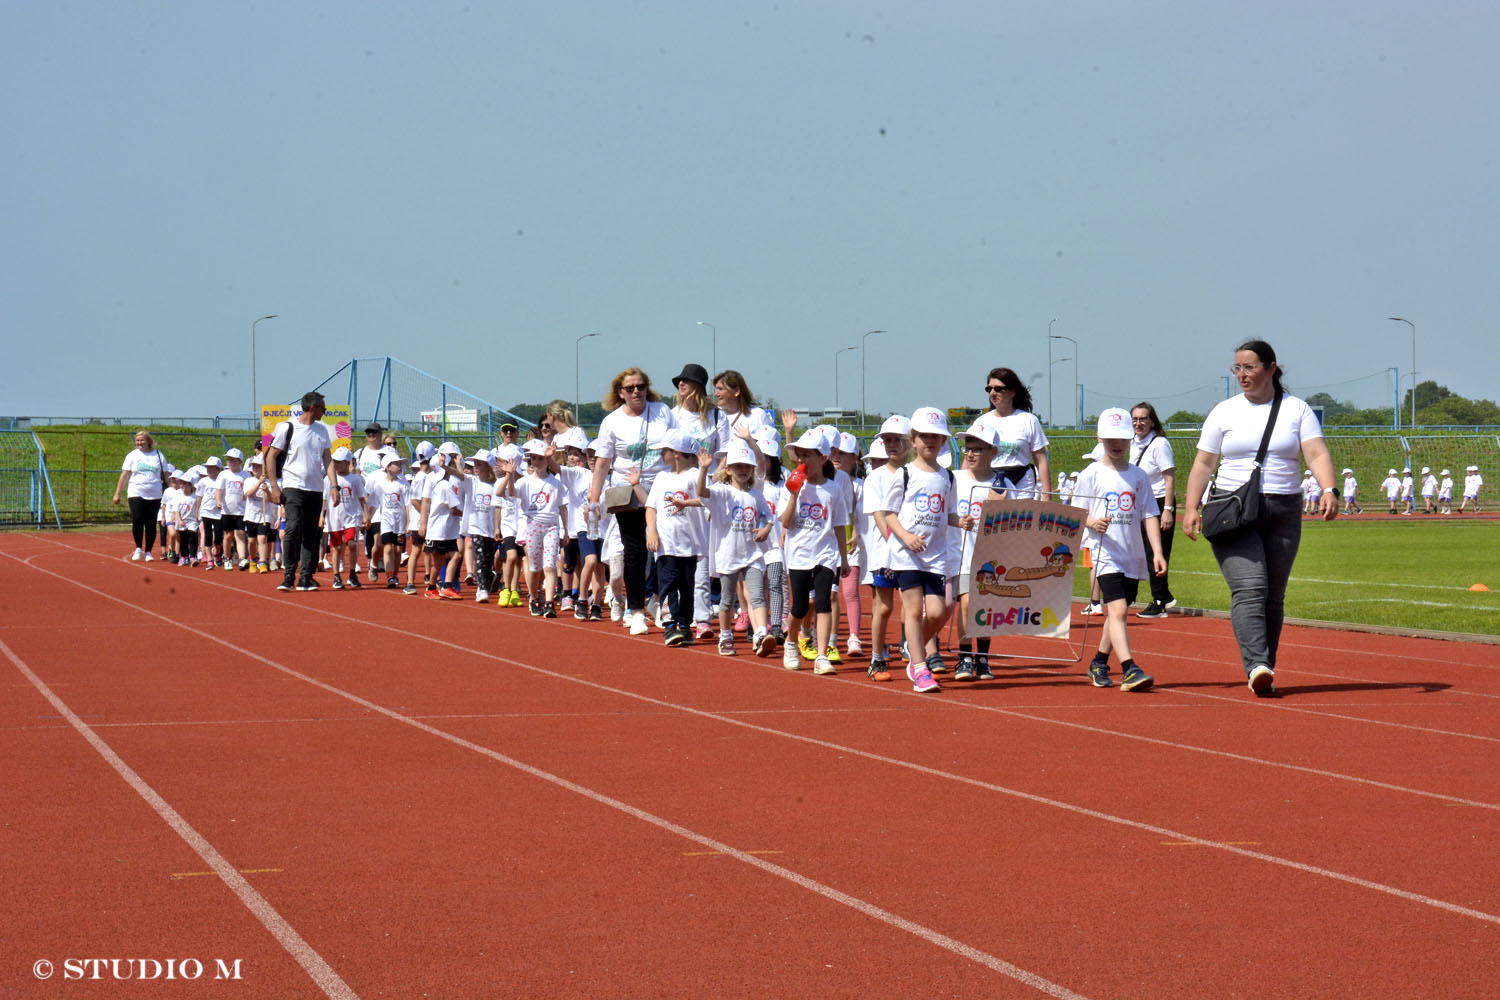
967,499,1084,638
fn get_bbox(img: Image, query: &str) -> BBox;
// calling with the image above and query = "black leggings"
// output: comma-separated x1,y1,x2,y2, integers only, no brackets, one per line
178,527,200,561
202,518,224,550
471,534,497,593
788,566,837,620
128,497,162,550
616,507,649,611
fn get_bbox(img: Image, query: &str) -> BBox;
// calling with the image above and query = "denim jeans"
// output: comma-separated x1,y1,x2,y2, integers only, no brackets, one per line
1207,493,1301,675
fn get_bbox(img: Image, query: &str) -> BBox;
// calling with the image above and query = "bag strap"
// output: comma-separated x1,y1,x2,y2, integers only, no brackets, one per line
1252,392,1283,470
627,405,652,463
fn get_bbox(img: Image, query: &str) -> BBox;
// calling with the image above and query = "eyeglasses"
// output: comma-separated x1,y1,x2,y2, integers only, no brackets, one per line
621,384,647,393
1230,363,1263,375
962,443,988,452
985,384,1008,394
1131,417,1150,424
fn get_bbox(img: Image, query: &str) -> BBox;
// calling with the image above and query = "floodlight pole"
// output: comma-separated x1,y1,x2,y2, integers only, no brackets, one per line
834,346,858,409
1388,317,1416,428
1050,333,1077,427
860,329,886,429
251,315,278,430
1047,318,1057,425
697,321,716,375
575,332,600,423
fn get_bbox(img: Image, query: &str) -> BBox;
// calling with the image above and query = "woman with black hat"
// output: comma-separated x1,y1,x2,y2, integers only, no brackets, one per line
671,363,719,637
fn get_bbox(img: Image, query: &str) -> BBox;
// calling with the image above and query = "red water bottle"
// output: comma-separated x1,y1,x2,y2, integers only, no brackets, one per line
787,462,807,494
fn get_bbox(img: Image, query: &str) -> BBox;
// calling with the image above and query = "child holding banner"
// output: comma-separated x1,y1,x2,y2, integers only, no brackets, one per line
952,422,1007,681
876,407,960,693
1069,408,1167,692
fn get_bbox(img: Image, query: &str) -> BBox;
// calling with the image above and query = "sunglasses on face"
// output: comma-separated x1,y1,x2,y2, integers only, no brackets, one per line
621,384,647,393
986,384,1008,394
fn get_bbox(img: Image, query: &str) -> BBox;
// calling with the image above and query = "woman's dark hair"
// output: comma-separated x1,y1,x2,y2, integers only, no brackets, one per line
1131,402,1165,437
1236,340,1286,394
986,367,1034,412
764,453,784,485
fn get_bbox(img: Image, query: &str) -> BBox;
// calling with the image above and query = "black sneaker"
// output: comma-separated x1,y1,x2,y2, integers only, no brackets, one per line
387,577,401,589
276,580,293,592
296,580,320,592
954,655,976,681
530,598,544,617
664,626,687,647
976,656,995,681
1121,663,1154,692
543,601,558,619
589,603,604,621
347,574,362,589
331,576,344,590
403,583,418,595
1088,661,1112,687
1137,602,1167,619
573,602,588,621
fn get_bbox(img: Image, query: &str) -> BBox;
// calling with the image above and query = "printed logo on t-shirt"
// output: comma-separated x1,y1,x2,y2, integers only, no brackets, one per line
912,490,946,515
663,488,692,514
797,500,828,522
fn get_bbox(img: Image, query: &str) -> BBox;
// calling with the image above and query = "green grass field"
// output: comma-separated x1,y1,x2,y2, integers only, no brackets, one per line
1074,516,1499,637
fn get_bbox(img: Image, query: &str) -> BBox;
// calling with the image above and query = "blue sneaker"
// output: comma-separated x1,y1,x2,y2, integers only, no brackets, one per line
1088,661,1112,688
1121,663,1154,692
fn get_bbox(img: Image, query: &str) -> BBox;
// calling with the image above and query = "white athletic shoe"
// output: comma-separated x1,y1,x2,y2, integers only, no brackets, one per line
628,611,649,636
814,656,836,676
609,597,624,622
475,589,489,603
131,548,143,561
143,552,154,562
783,645,801,670
846,636,863,656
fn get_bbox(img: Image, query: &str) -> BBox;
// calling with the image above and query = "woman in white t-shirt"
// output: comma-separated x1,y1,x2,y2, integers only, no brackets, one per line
588,367,678,635
113,430,169,560
1129,402,1177,616
670,363,719,637
975,367,1051,499
1182,340,1338,697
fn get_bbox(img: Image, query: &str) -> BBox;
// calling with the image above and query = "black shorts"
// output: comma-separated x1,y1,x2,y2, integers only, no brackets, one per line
423,538,458,555
220,514,245,532
408,531,426,547
500,536,521,555
244,521,266,538
1096,572,1140,606
561,536,581,574
380,531,402,546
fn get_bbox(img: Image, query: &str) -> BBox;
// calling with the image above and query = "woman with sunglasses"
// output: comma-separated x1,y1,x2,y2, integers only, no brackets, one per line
589,368,679,635
976,368,1051,499
1182,340,1338,697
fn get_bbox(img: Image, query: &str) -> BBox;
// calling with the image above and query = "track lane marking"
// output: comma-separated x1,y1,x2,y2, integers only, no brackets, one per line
11,542,1500,936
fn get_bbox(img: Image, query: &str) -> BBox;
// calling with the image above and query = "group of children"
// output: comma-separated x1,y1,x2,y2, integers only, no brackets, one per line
1377,465,1485,515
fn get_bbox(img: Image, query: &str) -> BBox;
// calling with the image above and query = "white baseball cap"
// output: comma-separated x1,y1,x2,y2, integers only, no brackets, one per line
585,438,600,453
1388,468,1398,476
662,429,700,455
331,446,353,461
498,443,524,462
1441,468,1450,476
864,438,889,462
878,414,911,437
556,427,588,450
1341,468,1353,475
909,407,951,438
472,448,492,464
224,447,244,460
792,429,831,456
439,441,462,456
523,439,548,457
247,456,263,467
1421,466,1430,474
1096,408,1133,440
204,455,222,467
834,431,859,455
382,450,404,467
756,434,781,458
415,441,437,460
724,437,757,467
961,422,1000,450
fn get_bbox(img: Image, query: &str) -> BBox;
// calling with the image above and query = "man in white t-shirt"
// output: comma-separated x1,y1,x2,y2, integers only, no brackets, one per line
265,391,336,592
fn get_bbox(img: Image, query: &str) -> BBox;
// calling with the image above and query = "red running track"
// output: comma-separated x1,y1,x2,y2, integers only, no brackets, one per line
3,531,1497,998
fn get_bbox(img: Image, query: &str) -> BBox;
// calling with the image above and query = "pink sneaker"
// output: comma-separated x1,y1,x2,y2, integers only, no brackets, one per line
906,661,941,693
733,610,750,633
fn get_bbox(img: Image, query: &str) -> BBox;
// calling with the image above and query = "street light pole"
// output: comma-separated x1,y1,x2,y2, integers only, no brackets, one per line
1047,318,1057,425
1388,317,1416,428
575,332,600,423
251,314,277,430
697,321,716,375
860,329,886,429
1050,333,1078,427
834,346,858,409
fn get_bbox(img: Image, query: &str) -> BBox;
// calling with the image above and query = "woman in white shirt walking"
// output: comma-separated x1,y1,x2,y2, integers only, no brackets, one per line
113,430,169,560
1182,340,1338,697
1129,403,1177,617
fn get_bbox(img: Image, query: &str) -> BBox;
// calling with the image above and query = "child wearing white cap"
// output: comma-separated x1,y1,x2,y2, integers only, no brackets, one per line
754,429,790,645
323,446,366,590
365,451,409,587
493,443,526,607
1069,408,1165,692
644,428,711,645
167,469,203,566
502,440,569,616
1380,468,1400,514
403,442,438,594
828,431,863,660
1341,468,1361,515
952,422,1008,681
775,421,849,675
464,449,500,601
695,433,775,655
1420,466,1437,514
197,456,224,569
874,407,959,693
1399,467,1414,515
421,449,466,599
861,414,912,681
242,455,274,572
215,449,250,570
1438,469,1454,514
1460,465,1484,513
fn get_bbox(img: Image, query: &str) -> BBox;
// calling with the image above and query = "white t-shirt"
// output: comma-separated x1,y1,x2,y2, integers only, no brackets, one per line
169,486,200,531
876,465,956,575
1195,393,1323,495
121,449,167,500
954,468,1006,577
974,409,1049,497
1070,462,1159,581
1343,475,1358,498
760,479,788,565
594,402,677,492
1381,475,1400,500
514,472,565,529
647,468,709,558
425,476,463,541
776,480,849,572
1465,473,1483,497
1130,433,1175,501
704,481,772,573
713,407,772,458
1400,474,1414,499
215,469,247,516
556,466,593,536
672,405,720,457
1439,476,1453,499
354,444,386,479
369,476,409,535
859,464,899,576
270,419,332,492
243,475,271,524
196,476,222,520
465,476,498,538
324,474,366,533
1421,474,1437,498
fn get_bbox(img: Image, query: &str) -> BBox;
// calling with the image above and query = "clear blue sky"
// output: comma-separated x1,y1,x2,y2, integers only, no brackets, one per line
3,0,1496,425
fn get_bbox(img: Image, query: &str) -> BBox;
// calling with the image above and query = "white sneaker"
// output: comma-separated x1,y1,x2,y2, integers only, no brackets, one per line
783,645,801,670
814,656,836,676
846,636,863,656
1080,601,1103,616
628,612,649,636
144,552,154,562
131,548,143,561
475,589,489,603
609,597,624,622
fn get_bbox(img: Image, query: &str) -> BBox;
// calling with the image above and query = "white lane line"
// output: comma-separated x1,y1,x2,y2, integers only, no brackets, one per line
12,542,1500,931
2,551,1090,1000
0,637,359,1000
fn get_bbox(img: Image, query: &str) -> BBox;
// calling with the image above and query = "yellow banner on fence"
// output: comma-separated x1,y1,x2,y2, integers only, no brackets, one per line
967,499,1084,638
259,404,353,454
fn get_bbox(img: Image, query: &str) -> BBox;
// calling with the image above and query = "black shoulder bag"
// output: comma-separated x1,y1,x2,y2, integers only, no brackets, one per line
1201,391,1281,541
